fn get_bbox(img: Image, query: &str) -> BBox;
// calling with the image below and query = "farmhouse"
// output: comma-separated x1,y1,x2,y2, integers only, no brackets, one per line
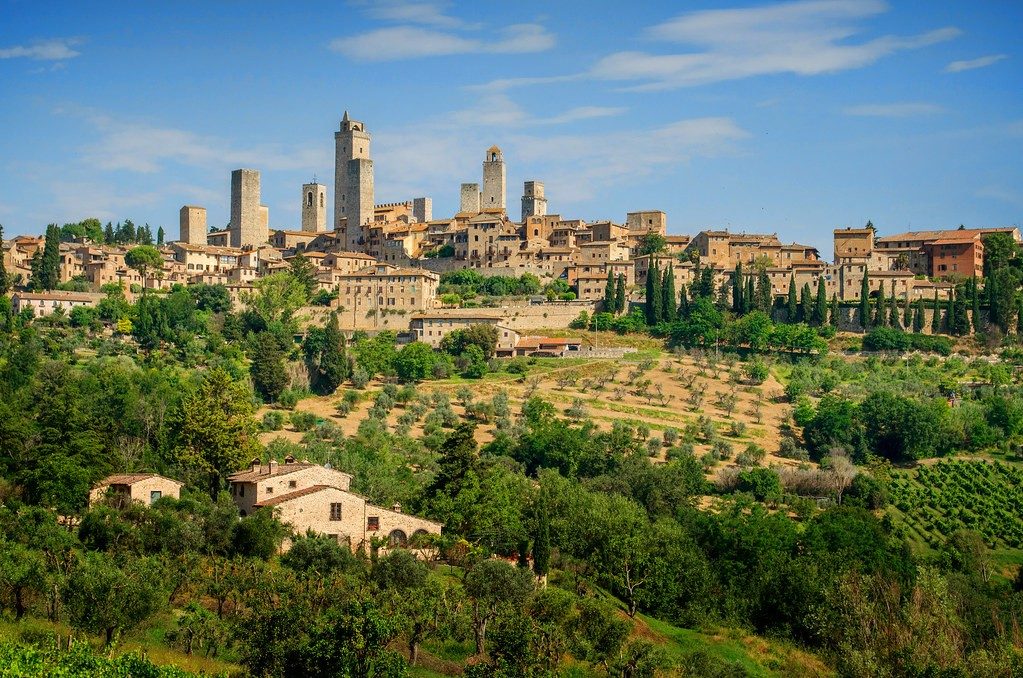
89,473,183,507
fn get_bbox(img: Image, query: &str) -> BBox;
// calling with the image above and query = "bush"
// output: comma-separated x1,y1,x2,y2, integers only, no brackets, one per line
737,468,782,501
262,411,284,431
290,411,318,432
506,357,529,375
277,389,302,410
736,443,767,467
351,366,370,389
743,359,769,385
729,421,746,438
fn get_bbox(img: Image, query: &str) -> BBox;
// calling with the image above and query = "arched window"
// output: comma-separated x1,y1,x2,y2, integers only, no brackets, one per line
307,191,313,206
388,529,407,546
320,193,324,208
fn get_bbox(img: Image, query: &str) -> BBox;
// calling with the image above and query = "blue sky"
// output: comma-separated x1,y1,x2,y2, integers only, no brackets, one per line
0,0,1020,255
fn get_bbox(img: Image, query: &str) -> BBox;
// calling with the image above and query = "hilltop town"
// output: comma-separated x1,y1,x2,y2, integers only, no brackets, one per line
5,112,1018,343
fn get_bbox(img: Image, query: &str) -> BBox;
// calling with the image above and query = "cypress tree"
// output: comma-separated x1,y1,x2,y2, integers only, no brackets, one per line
28,250,43,291
317,312,349,394
1017,297,1023,336
888,282,901,330
646,261,662,325
913,297,925,333
614,274,626,314
699,266,715,300
103,222,115,244
743,276,755,314
0,223,9,295
532,509,551,582
787,273,798,322
971,276,982,334
874,281,887,327
931,290,941,333
157,225,165,246
732,262,744,313
813,277,827,325
953,286,971,336
943,290,954,333
662,266,677,322
799,283,812,323
603,270,615,311
692,261,701,300
902,290,912,328
829,294,840,328
677,282,689,318
859,271,870,329
987,274,998,330
757,269,772,314
40,224,61,291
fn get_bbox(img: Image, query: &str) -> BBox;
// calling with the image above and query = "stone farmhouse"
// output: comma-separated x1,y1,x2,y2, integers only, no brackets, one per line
228,457,441,550
89,473,183,507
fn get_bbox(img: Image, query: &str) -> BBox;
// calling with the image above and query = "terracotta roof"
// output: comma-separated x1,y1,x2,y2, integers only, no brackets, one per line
254,484,339,507
96,473,182,487
929,235,981,245
229,462,314,482
14,291,104,302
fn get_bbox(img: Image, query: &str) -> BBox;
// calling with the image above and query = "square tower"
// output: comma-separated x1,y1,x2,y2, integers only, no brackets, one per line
460,183,481,214
179,205,207,245
481,146,506,211
413,197,432,223
230,169,265,248
521,180,547,223
302,182,327,232
334,112,374,251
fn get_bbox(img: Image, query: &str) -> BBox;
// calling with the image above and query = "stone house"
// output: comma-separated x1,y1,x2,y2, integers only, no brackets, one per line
229,457,440,550
12,291,105,318
89,473,183,507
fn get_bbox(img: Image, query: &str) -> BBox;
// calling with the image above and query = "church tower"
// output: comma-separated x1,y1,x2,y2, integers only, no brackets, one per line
301,181,327,232
334,112,374,251
521,181,547,222
481,146,506,211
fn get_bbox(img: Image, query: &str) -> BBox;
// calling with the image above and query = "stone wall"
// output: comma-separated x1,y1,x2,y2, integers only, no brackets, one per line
230,169,263,248
460,183,480,213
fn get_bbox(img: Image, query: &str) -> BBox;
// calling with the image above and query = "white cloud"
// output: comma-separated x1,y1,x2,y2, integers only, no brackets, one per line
975,185,1023,207
362,0,467,29
0,37,82,61
843,102,943,117
74,111,328,174
330,23,554,61
447,94,625,128
945,54,1007,73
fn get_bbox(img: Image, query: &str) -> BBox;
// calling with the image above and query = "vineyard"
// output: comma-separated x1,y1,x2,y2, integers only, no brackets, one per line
889,460,1023,549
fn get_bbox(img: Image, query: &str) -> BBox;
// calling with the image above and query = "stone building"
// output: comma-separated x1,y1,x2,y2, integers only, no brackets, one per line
460,183,481,214
229,169,266,248
179,205,207,245
413,197,433,223
481,146,506,211
333,263,439,321
521,180,547,223
229,457,440,550
626,210,667,236
302,182,327,232
12,290,105,318
334,112,374,251
89,473,183,507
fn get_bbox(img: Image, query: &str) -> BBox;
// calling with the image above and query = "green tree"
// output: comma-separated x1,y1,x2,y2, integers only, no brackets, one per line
756,269,772,313
813,276,827,325
931,290,941,333
990,267,1020,334
124,245,164,292
799,283,811,323
532,508,551,583
63,552,165,646
645,261,662,325
982,232,1019,276
461,344,488,379
0,541,47,620
829,294,840,328
732,262,744,313
859,271,871,329
888,282,901,330
902,291,912,328
157,225,165,245
913,297,925,333
873,280,887,327
103,222,115,244
661,265,677,323
464,559,535,655
614,274,626,314
249,331,288,403
970,277,982,334
637,232,666,255
393,342,437,383
173,368,259,497
743,275,754,315
786,273,798,322
31,224,61,291
307,313,349,395
603,270,615,311
242,272,307,328
440,324,498,359
289,253,319,298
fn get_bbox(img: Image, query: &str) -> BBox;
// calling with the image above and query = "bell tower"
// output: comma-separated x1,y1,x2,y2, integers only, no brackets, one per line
334,111,374,250
481,145,506,211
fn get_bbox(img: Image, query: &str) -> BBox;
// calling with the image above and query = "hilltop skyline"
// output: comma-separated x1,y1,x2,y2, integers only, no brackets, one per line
1,0,1021,253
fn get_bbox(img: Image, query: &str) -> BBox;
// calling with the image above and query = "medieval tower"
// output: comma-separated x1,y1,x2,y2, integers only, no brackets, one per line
481,146,506,211
302,181,327,232
179,205,207,245
334,112,374,251
521,181,547,223
229,169,266,248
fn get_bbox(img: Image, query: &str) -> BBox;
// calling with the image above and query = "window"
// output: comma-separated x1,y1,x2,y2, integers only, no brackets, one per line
330,503,342,521
367,516,380,531
239,485,245,497
149,490,162,505
289,480,297,488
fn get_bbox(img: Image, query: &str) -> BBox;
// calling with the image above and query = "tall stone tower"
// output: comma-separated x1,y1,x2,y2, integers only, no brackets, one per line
179,205,207,245
302,182,327,232
229,169,265,248
412,197,432,223
481,146,506,211
460,183,481,214
521,181,547,223
334,111,374,251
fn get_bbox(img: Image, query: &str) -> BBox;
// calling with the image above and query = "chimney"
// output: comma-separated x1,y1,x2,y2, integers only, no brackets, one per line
269,459,279,474
392,502,402,514
250,458,261,473
284,454,296,465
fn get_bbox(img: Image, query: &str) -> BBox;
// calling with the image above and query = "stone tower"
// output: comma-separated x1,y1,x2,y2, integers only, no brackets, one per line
229,169,265,248
521,181,547,223
460,183,481,214
302,182,327,232
334,111,374,251
481,146,506,211
412,197,432,223
179,205,207,245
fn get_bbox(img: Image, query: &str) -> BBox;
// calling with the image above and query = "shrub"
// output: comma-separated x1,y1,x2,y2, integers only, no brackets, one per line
261,411,284,431
277,388,301,410
737,468,782,501
743,359,769,385
662,427,679,446
290,410,318,432
729,421,747,438
736,443,767,467
351,366,370,389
